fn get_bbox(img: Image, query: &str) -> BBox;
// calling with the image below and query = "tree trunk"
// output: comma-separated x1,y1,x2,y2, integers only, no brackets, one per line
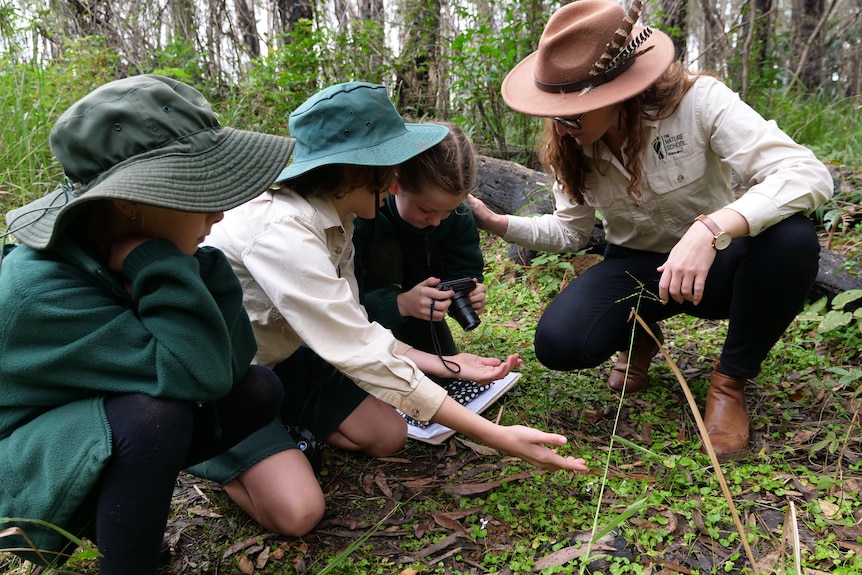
234,0,260,58
276,0,312,34
697,0,729,73
395,0,441,118
358,0,385,76
754,0,773,73
792,0,825,89
662,0,688,61
171,0,197,47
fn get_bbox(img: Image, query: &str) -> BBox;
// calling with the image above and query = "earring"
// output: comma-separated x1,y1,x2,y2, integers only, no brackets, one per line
128,212,138,222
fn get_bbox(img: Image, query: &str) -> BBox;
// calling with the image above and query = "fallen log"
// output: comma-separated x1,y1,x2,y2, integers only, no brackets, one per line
474,154,861,302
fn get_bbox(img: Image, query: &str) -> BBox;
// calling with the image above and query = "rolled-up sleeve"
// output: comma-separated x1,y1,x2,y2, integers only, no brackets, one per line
502,181,596,253
698,78,833,236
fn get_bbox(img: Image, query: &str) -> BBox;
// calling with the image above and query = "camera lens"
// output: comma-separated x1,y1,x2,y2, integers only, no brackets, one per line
449,291,481,331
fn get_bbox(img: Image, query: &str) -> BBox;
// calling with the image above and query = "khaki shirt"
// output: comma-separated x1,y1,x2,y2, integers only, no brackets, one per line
206,191,447,421
503,76,833,254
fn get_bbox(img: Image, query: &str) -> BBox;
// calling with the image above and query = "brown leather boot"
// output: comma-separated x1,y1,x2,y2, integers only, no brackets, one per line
703,371,750,460
607,322,663,394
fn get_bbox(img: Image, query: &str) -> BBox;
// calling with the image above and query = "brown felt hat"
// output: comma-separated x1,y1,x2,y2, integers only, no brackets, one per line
502,0,675,117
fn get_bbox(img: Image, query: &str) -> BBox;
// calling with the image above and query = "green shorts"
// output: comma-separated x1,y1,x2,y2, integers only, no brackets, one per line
186,345,368,484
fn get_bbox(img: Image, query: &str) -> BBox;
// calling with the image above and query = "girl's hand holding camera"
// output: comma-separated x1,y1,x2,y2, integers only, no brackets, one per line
397,277,450,321
397,277,484,321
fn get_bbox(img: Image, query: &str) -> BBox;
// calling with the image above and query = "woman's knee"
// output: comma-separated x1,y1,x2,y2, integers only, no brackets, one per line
238,365,284,415
762,214,820,256
534,324,609,371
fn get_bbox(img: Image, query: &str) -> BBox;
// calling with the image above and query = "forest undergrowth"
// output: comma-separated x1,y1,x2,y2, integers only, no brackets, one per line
5,222,859,575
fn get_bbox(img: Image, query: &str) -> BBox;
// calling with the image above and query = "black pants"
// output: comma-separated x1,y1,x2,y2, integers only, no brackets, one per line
71,365,282,575
534,214,820,379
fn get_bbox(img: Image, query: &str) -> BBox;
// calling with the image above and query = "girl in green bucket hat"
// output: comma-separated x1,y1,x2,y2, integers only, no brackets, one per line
189,81,589,537
0,74,295,574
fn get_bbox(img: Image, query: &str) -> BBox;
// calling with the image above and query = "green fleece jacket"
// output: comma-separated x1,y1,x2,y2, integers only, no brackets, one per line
0,236,257,558
353,195,484,329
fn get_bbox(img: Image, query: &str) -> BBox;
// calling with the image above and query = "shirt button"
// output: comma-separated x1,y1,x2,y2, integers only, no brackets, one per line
676,174,685,182
411,409,420,417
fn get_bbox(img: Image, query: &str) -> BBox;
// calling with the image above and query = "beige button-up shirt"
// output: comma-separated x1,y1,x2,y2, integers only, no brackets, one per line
503,76,833,254
206,191,447,421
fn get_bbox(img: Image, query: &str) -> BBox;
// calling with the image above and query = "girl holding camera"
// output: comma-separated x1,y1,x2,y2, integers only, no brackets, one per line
190,82,588,539
354,121,485,373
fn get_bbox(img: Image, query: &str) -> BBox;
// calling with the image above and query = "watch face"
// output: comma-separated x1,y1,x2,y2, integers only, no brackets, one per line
714,232,732,250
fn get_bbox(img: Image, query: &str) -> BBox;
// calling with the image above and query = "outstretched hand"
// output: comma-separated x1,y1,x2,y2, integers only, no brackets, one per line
444,352,522,384
431,397,589,473
487,425,589,472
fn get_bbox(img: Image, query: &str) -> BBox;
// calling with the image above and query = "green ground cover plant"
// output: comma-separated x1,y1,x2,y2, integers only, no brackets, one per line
1,54,860,575
5,230,859,575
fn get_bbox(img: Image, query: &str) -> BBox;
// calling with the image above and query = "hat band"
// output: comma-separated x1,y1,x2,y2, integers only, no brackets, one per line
533,56,636,95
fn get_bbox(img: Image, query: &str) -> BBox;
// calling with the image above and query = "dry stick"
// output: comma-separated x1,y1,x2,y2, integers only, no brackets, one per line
631,309,760,575
830,398,860,496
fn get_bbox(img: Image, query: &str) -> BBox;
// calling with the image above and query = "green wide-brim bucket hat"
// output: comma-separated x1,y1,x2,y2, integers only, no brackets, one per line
275,82,448,182
6,74,296,250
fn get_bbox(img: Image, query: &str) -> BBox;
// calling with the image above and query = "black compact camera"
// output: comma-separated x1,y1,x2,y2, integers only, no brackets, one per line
287,425,322,474
437,277,481,332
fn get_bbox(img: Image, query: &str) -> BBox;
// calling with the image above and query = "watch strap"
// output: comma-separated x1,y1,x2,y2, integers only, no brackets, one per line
695,214,732,250
695,214,722,236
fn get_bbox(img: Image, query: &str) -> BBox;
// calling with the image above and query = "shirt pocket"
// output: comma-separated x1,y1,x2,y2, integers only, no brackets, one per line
646,151,711,229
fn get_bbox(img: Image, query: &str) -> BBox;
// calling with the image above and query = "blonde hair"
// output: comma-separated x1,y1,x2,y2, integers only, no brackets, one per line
540,61,701,205
397,121,477,197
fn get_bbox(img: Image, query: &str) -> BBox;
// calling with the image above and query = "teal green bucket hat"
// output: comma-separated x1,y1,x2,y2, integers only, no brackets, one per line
275,82,448,182
6,74,295,250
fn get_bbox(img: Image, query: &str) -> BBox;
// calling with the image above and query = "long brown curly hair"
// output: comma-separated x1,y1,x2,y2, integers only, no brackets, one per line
539,61,702,205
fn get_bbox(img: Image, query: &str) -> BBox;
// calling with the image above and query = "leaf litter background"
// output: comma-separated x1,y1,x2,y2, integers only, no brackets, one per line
152,246,861,575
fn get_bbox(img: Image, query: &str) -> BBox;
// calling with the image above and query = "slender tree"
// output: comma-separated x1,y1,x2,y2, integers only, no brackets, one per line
793,0,826,89
395,0,441,118
662,0,689,61
358,0,385,81
234,0,260,58
275,0,313,33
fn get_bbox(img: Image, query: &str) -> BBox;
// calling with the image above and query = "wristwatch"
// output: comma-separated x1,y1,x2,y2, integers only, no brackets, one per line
695,214,732,250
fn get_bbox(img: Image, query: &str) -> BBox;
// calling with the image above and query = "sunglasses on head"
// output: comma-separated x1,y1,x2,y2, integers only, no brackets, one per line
553,113,585,130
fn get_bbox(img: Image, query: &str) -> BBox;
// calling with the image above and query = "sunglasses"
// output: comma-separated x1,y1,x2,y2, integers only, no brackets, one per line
553,113,585,130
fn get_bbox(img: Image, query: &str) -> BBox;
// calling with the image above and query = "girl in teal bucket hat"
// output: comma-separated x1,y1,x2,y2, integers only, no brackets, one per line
189,81,589,537
0,74,295,574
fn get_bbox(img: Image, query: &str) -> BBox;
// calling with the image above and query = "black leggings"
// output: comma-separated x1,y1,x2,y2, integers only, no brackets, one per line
75,365,282,575
534,214,820,379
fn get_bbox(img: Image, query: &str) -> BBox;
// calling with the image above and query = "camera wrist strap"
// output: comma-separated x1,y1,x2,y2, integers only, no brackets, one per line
429,299,461,374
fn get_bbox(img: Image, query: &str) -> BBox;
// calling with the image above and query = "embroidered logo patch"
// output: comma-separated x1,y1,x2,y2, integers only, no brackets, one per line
652,132,687,160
